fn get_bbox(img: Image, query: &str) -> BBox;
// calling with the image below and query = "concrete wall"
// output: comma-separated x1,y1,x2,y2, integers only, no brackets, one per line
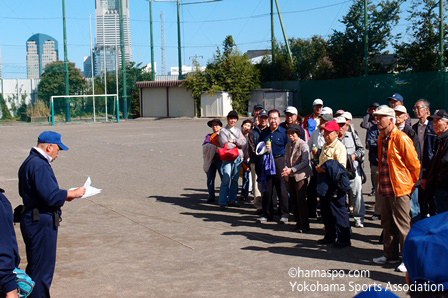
141,86,194,118
0,78,40,109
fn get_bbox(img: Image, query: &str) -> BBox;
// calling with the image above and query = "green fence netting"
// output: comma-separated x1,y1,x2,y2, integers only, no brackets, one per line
264,72,448,117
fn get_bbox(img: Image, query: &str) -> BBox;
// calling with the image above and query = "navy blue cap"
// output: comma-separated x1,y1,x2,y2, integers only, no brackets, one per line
387,93,404,102
258,109,268,117
403,212,448,289
428,109,448,121
38,131,69,150
253,104,263,110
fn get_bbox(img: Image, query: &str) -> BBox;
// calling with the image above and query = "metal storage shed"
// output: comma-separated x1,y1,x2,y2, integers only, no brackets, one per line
136,80,195,118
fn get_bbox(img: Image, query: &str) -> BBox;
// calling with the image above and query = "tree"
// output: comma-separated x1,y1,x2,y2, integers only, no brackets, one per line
37,61,87,113
395,0,447,72
328,0,402,78
183,35,260,115
290,36,333,80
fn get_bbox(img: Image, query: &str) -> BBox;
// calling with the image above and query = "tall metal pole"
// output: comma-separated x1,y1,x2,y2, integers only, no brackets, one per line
177,0,183,80
102,10,108,121
149,0,155,80
440,0,445,72
115,14,120,122
62,0,70,122
274,0,292,62
364,0,369,75
89,14,96,122
271,0,275,63
119,0,128,119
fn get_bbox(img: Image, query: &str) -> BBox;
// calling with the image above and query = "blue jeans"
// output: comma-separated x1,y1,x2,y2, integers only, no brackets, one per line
219,156,242,205
433,187,448,214
206,159,222,200
410,188,421,223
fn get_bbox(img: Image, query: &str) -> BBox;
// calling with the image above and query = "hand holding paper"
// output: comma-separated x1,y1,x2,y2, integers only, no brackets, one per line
70,177,102,199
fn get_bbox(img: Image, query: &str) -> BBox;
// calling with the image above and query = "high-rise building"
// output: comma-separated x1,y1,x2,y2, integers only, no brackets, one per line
94,0,131,76
83,56,93,78
26,33,58,79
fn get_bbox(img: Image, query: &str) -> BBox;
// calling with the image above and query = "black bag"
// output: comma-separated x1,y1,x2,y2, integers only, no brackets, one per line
359,162,367,184
13,205,24,223
346,154,357,180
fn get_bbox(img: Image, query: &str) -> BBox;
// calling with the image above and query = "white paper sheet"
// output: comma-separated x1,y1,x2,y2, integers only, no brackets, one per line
70,177,102,199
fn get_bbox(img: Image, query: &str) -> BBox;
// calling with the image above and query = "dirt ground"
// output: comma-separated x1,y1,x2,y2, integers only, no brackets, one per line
1,118,410,297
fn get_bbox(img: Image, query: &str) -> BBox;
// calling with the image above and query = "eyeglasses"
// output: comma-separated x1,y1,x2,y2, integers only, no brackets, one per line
413,106,426,110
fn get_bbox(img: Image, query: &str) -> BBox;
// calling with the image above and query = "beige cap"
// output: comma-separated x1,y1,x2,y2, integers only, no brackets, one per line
373,106,395,118
341,111,352,120
394,105,407,114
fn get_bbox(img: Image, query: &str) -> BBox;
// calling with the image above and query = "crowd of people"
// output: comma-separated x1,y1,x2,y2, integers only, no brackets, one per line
202,93,448,280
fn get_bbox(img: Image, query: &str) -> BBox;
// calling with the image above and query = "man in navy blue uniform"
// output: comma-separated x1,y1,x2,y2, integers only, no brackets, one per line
19,131,85,298
0,190,20,298
257,109,290,223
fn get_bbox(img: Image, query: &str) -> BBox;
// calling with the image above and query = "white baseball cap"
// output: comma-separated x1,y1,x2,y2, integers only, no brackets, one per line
334,116,347,124
341,111,352,121
313,99,324,106
394,106,407,114
285,106,298,115
321,107,333,115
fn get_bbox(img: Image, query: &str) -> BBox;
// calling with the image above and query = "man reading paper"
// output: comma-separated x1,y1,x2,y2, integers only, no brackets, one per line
18,131,85,298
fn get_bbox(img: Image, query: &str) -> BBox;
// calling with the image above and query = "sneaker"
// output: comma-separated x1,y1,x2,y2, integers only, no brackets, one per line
354,219,364,228
257,217,267,223
372,256,400,265
278,217,289,224
395,262,407,272
219,205,226,211
370,214,380,221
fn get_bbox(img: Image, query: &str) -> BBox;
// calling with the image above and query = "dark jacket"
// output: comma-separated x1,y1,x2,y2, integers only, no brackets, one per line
18,149,67,209
316,160,351,199
412,120,437,175
361,113,375,131
0,192,20,294
402,124,421,157
366,124,379,166
425,130,448,190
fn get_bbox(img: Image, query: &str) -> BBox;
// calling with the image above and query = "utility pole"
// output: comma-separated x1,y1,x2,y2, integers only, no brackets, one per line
89,14,96,122
62,0,70,122
119,0,128,119
440,0,445,72
274,0,292,63
189,55,203,69
148,0,155,80
364,0,369,76
271,0,275,63
177,0,182,80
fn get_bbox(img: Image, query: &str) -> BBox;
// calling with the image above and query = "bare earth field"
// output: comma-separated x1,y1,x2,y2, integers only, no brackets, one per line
1,118,409,297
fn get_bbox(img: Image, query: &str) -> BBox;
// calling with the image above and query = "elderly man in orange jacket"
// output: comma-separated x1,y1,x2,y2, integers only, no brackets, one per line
371,106,420,273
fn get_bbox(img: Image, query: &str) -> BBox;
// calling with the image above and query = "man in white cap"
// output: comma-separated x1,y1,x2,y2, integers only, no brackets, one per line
335,116,366,228
280,106,306,141
304,99,324,138
394,105,421,223
372,106,420,273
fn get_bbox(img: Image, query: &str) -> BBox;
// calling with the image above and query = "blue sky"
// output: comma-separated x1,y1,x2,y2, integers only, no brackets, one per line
0,0,410,78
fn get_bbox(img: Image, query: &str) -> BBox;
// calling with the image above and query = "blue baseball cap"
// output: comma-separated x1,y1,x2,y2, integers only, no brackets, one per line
403,212,448,289
38,131,69,150
387,93,404,102
253,104,263,110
